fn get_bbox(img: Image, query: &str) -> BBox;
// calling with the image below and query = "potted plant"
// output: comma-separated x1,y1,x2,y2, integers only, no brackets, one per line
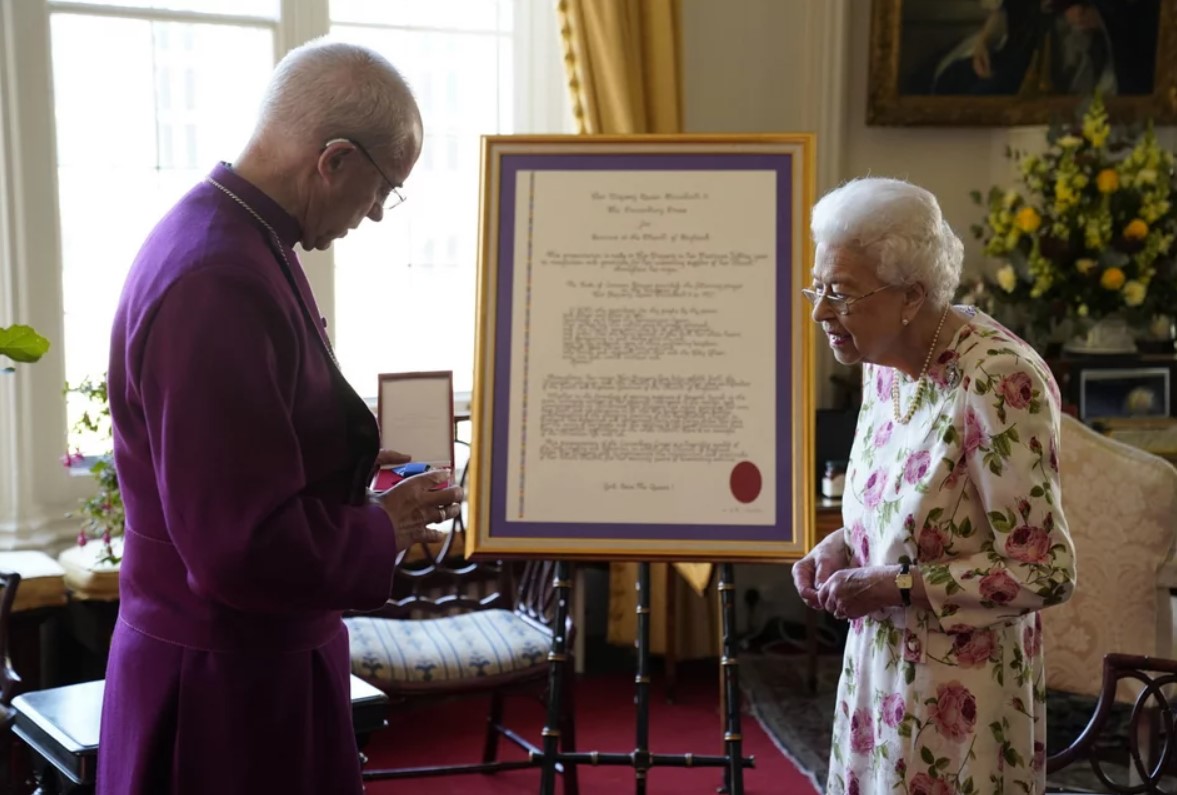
63,375,123,566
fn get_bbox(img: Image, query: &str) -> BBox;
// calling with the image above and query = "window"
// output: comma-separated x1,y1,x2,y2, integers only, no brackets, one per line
0,0,569,546
328,0,572,398
48,2,277,451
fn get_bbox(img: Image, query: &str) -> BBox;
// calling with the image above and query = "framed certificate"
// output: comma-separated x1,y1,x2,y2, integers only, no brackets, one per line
467,135,816,562
376,371,456,473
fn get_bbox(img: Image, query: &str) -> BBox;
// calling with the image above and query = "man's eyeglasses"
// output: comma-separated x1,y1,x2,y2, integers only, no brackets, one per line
800,284,896,316
323,137,407,210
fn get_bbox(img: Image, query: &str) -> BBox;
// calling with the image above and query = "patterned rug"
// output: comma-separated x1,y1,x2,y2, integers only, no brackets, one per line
739,652,1169,794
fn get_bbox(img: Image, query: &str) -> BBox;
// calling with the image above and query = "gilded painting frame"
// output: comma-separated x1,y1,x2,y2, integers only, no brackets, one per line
465,134,817,562
868,0,1177,126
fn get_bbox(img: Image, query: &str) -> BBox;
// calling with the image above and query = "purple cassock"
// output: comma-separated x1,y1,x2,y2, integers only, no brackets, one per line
97,163,397,794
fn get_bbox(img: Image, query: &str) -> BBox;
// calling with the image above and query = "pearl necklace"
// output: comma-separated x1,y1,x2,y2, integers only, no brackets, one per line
891,306,951,425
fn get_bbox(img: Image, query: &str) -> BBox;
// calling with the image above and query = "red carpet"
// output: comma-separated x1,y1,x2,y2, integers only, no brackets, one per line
361,667,818,794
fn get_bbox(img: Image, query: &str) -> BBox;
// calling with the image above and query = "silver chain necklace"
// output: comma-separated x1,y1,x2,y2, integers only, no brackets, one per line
205,177,340,369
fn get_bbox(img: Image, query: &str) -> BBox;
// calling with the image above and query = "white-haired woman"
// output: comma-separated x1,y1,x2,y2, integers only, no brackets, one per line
792,177,1076,795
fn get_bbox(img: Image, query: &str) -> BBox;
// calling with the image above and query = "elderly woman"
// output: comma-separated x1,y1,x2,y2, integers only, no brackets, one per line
792,177,1076,795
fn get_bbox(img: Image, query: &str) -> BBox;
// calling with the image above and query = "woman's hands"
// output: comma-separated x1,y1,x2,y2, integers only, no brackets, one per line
792,530,851,610
793,529,911,620
816,566,901,620
370,449,464,552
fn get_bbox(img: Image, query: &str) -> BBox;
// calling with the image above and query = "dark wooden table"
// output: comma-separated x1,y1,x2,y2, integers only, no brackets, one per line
11,675,389,794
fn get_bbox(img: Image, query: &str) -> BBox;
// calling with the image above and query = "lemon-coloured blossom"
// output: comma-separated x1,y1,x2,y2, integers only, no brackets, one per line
1015,206,1042,233
995,264,1018,293
1057,135,1083,149
1082,95,1111,148
1124,219,1149,240
1084,210,1112,250
1100,267,1126,290
1075,258,1097,275
1096,169,1119,193
1122,280,1147,306
1141,198,1171,224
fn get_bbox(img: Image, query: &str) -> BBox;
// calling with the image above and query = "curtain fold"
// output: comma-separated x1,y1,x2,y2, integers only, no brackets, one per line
557,0,716,659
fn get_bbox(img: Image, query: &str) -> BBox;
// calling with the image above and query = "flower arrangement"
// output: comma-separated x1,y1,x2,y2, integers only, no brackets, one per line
966,95,1177,344
63,375,123,565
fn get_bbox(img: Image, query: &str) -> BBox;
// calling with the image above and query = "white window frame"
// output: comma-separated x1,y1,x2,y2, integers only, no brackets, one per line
0,0,568,549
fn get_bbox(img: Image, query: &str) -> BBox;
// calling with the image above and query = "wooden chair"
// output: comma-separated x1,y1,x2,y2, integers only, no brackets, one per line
346,451,578,792
1047,653,1177,793
0,571,22,794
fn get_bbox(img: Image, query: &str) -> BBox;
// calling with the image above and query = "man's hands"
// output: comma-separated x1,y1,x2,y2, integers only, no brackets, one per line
370,449,464,552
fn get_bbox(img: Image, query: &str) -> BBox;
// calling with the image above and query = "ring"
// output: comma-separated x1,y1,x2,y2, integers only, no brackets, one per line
437,505,447,523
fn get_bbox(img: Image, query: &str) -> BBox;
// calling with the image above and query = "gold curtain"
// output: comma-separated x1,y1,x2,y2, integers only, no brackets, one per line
557,0,717,658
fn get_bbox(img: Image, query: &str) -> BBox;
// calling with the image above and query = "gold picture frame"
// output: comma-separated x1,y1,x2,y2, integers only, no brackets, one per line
868,0,1177,126
466,134,817,562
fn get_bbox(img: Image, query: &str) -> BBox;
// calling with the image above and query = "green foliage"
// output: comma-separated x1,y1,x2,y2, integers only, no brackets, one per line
0,324,50,371
64,375,122,565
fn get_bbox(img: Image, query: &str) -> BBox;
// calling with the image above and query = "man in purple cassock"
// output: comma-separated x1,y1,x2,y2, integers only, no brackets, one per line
96,40,462,794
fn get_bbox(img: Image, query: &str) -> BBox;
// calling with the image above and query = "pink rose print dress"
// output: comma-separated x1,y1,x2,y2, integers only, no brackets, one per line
826,309,1077,795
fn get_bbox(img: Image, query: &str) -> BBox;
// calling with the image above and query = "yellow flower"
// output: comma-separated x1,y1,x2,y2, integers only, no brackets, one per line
1137,168,1157,185
1096,169,1119,193
1122,280,1147,306
1058,135,1083,149
1015,206,1041,233
1078,304,1089,317
1100,267,1126,290
1124,219,1149,240
1075,258,1097,274
995,264,1018,293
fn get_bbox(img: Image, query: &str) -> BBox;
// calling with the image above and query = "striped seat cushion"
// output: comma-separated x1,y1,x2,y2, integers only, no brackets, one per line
345,610,550,690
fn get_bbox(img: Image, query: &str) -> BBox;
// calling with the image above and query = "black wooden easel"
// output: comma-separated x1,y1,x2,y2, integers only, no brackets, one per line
534,560,754,795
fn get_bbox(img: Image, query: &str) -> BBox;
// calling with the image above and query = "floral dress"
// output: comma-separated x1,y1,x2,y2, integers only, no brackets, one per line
826,308,1077,795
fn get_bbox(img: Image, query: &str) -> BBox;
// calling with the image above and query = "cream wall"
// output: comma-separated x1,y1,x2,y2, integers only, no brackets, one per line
678,0,1174,627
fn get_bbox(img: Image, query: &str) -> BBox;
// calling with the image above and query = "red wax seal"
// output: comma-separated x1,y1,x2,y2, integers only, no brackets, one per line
729,461,762,504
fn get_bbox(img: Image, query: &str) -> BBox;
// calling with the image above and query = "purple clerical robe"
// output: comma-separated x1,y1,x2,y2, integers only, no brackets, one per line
97,163,397,794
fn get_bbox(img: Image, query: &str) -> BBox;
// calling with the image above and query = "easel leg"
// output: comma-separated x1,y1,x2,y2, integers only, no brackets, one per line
664,569,677,704
634,562,652,794
717,563,744,795
539,561,573,795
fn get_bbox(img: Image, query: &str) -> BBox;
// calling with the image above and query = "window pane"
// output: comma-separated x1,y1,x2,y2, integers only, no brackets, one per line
331,0,511,33
330,24,512,396
52,0,279,18
51,13,273,451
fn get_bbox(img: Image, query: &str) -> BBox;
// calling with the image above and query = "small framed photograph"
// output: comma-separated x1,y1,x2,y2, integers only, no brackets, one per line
376,371,455,473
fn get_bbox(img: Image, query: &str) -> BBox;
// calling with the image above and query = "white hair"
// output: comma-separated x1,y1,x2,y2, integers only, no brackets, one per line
255,39,421,164
810,177,964,308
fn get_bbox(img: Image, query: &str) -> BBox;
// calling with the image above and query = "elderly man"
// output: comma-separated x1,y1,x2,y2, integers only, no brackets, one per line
97,40,460,794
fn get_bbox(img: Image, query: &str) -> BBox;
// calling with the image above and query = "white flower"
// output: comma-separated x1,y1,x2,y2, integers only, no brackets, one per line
995,264,1018,293
1122,280,1147,307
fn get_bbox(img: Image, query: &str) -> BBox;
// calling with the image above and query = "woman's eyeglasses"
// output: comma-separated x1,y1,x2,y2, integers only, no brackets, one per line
800,284,896,316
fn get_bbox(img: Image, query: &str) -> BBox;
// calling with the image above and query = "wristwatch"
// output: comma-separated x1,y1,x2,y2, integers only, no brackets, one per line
895,561,913,606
